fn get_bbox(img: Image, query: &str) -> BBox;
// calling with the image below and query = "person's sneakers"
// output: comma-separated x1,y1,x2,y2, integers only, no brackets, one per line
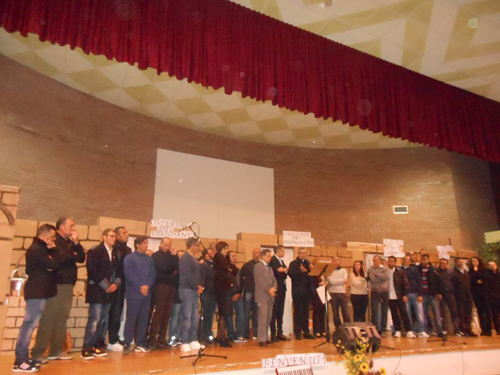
406,331,416,339
454,331,465,337
394,331,402,338
418,332,430,339
48,352,73,360
234,337,248,343
134,345,152,353
123,344,131,355
12,360,39,373
107,342,124,351
80,350,94,361
189,341,201,350
27,359,41,369
93,348,108,357
180,343,191,352
95,340,107,350
168,338,180,347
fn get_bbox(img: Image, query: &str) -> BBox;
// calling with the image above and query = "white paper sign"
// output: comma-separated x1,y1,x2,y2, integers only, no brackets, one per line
149,220,194,239
283,231,315,247
383,239,405,257
262,353,326,369
316,286,331,305
437,245,454,260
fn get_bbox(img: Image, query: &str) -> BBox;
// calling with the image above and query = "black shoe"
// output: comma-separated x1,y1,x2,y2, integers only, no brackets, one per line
156,341,172,350
303,333,315,339
259,342,267,347
465,330,478,337
219,340,232,348
95,340,107,350
80,350,94,361
12,360,39,373
123,344,131,355
277,335,290,341
295,334,303,340
480,331,492,337
93,347,108,357
271,336,279,342
27,359,41,369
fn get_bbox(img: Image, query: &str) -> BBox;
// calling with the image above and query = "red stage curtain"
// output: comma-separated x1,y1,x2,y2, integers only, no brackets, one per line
1,0,499,162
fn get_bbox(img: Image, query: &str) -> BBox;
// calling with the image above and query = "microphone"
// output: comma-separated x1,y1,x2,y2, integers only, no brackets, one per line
179,222,194,231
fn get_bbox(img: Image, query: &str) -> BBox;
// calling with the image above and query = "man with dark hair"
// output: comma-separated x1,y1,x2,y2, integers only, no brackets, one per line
240,248,261,340
401,254,427,338
387,256,415,338
453,258,477,337
437,259,464,336
179,238,203,352
269,245,289,342
225,251,247,343
368,255,390,336
122,236,156,354
81,229,121,359
107,226,132,351
147,237,179,349
13,224,68,372
418,254,444,337
32,217,85,362
254,249,277,347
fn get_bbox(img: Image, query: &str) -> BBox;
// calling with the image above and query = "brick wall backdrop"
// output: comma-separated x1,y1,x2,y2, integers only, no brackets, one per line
0,54,498,251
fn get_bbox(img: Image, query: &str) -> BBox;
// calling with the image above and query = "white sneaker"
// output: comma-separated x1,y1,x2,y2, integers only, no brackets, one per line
189,341,201,350
107,342,123,352
394,331,401,338
406,331,416,339
180,344,191,352
418,332,430,339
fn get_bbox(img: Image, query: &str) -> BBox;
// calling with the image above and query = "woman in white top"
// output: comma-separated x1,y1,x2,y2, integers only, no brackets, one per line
350,260,368,322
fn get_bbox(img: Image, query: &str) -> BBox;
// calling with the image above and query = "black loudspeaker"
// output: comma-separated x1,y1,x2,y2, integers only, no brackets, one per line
332,323,381,354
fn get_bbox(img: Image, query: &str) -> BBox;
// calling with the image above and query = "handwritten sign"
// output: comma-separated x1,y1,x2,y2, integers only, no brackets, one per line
262,353,326,369
149,220,194,239
383,239,405,257
437,245,454,260
283,231,315,247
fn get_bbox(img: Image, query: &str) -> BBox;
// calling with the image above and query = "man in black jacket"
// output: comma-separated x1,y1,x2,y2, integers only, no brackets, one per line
147,237,179,348
32,217,86,362
81,229,121,359
437,259,464,336
418,254,444,337
105,226,132,351
269,245,289,341
453,258,477,337
401,254,428,338
13,224,68,372
240,248,261,339
288,248,314,340
387,256,414,338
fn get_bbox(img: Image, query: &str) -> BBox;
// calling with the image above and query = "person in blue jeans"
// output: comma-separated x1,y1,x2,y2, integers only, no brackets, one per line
14,224,68,373
179,238,203,352
225,251,246,342
418,254,444,338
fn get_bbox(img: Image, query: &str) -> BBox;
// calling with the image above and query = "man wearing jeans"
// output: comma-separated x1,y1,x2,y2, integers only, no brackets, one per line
14,224,68,372
326,256,350,330
32,217,85,362
225,251,247,342
240,248,261,339
401,254,428,338
418,254,444,338
179,238,203,352
81,229,121,359
368,255,390,337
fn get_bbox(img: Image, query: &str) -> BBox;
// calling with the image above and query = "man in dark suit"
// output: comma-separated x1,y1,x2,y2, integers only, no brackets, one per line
81,229,122,360
254,249,277,347
269,245,289,341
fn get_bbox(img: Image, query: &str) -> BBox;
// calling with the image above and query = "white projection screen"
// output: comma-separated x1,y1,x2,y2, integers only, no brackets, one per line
153,149,275,239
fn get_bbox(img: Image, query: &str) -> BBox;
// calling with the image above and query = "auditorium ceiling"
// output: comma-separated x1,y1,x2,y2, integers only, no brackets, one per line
1,0,500,149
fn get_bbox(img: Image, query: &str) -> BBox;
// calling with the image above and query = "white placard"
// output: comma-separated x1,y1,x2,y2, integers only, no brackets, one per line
262,353,326,369
437,245,454,260
283,231,315,247
149,220,194,239
383,239,405,257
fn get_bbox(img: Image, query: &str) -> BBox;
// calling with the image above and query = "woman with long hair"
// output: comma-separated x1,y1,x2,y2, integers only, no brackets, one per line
212,241,235,347
470,256,493,336
350,260,368,322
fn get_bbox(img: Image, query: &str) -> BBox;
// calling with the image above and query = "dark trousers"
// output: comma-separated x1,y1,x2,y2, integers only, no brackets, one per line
312,300,325,335
440,291,460,333
490,298,500,332
473,293,492,334
202,293,216,341
293,294,311,335
351,294,368,322
270,290,285,337
371,291,389,333
148,284,176,345
108,286,125,344
456,296,473,333
124,298,150,347
329,293,350,328
389,299,411,332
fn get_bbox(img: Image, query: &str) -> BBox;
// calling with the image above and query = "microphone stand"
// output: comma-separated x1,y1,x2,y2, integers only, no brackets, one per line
314,264,332,348
180,223,227,365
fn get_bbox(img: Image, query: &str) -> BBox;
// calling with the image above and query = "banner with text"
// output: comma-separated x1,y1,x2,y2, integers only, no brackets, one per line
437,245,454,260
283,231,314,247
149,220,194,239
383,239,405,257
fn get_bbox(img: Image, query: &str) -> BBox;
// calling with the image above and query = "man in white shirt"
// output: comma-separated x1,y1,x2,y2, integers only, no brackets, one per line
326,256,351,329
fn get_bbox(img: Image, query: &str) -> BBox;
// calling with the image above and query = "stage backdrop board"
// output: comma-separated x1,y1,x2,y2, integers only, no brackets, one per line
153,149,275,239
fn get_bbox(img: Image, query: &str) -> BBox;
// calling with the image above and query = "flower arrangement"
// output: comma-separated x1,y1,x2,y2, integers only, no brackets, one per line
335,338,386,375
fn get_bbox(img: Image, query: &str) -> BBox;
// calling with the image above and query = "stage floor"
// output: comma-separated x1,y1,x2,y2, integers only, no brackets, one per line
1,335,500,375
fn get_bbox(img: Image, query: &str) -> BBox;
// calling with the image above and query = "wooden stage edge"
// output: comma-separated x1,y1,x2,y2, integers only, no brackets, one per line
1,335,500,375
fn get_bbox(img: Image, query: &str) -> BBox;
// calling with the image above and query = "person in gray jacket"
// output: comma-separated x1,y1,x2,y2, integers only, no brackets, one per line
327,256,351,329
368,255,391,337
253,249,277,347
